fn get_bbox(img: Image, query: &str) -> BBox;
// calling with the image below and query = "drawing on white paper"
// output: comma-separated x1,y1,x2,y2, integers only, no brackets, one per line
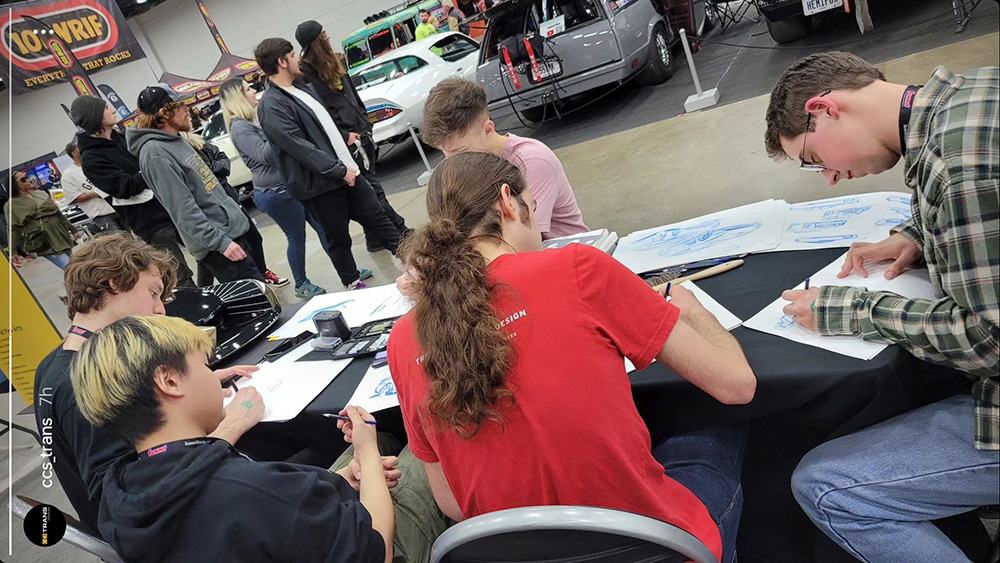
795,234,858,244
370,376,397,399
775,314,796,330
623,220,762,258
786,220,847,232
790,197,860,211
265,380,283,393
875,207,912,227
822,206,871,220
885,195,911,204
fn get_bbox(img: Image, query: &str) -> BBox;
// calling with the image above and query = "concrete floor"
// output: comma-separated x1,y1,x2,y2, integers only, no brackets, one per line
2,31,997,562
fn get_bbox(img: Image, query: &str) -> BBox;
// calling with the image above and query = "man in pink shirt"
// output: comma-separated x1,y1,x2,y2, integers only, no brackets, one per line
421,78,589,239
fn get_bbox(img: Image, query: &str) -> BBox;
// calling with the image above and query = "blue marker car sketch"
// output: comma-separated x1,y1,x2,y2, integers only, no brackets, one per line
795,234,858,244
822,206,871,220
786,220,847,233
875,207,913,227
625,220,762,257
885,195,911,204
370,376,397,399
790,197,860,211
776,314,796,330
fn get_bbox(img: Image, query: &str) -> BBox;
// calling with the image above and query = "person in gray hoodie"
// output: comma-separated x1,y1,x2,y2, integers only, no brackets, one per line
127,86,262,283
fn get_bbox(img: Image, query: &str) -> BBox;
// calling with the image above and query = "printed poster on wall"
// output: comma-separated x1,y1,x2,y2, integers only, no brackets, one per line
0,0,147,95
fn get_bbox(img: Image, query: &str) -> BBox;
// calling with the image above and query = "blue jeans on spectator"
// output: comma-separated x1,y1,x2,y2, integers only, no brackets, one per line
253,187,328,288
792,394,1000,563
42,251,71,269
653,424,747,563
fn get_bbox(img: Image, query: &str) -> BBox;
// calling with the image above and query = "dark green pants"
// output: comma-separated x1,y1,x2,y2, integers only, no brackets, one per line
331,445,447,563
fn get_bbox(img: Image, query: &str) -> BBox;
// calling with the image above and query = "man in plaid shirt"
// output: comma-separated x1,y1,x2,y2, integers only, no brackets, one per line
765,52,998,562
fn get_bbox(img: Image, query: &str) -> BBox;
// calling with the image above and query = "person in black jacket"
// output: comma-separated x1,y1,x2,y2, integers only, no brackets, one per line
33,233,262,537
255,37,402,290
183,131,290,288
296,20,409,253
71,95,194,286
73,315,396,563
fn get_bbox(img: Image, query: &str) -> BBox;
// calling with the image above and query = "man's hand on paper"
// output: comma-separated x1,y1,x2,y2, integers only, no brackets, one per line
339,456,402,491
781,287,821,331
212,387,266,443
838,233,921,280
216,365,259,398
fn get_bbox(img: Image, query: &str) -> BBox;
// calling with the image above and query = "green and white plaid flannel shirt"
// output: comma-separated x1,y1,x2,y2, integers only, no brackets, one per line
814,66,1000,450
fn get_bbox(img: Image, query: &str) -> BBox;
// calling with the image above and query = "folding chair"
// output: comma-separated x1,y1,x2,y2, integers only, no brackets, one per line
9,495,124,563
429,505,719,563
707,0,760,33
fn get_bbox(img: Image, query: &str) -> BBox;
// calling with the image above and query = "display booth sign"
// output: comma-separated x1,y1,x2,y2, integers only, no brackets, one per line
1,252,63,405
0,0,146,95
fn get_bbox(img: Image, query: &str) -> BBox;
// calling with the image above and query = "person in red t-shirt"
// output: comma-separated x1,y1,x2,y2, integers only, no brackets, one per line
388,152,756,563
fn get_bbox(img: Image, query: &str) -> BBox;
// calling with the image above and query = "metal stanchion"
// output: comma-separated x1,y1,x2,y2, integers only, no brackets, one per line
408,123,434,186
679,28,720,113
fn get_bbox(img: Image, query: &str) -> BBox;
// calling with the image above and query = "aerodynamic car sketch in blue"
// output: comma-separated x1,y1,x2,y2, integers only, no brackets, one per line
786,220,848,233
624,220,762,257
371,376,398,398
885,195,911,205
794,234,859,244
875,207,913,227
790,197,861,211
296,299,355,325
776,314,796,330
822,206,872,220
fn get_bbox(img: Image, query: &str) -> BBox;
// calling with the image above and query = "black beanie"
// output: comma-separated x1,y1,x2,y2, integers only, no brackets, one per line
70,95,107,134
296,20,323,53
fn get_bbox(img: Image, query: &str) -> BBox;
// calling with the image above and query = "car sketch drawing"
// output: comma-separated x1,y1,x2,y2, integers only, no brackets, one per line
786,220,848,233
370,377,398,399
625,220,763,257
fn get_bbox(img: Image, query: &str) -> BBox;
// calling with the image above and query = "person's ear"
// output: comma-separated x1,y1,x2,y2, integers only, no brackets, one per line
152,365,186,399
804,96,841,119
496,183,517,220
483,119,495,136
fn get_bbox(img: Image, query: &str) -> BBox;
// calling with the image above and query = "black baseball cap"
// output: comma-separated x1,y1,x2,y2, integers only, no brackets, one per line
137,85,179,114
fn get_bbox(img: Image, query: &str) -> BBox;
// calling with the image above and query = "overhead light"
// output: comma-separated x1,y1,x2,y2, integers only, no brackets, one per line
137,0,148,3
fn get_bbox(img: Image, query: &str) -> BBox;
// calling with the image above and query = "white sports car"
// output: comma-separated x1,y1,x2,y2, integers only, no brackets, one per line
351,31,480,148
201,112,253,200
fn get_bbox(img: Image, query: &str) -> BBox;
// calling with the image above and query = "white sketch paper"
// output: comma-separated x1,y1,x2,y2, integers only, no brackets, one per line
613,200,788,273
269,283,413,340
623,281,741,373
223,344,351,422
770,192,913,251
346,365,400,413
744,253,937,360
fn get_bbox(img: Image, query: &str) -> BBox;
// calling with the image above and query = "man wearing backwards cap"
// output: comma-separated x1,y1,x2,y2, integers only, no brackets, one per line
71,95,194,285
127,86,262,283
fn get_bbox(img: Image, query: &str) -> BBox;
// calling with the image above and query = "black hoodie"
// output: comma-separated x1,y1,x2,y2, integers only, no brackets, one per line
76,130,176,241
99,438,385,563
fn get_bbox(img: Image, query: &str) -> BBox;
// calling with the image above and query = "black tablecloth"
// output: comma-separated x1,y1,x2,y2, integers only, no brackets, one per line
223,248,972,562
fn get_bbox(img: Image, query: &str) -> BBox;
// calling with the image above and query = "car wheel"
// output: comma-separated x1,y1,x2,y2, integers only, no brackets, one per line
519,105,548,123
766,15,811,44
636,24,674,86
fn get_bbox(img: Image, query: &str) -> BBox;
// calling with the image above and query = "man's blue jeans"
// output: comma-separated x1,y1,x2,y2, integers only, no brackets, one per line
653,424,747,563
792,394,1000,563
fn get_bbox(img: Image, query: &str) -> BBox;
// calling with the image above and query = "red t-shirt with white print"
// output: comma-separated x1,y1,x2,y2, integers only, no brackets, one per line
388,244,722,561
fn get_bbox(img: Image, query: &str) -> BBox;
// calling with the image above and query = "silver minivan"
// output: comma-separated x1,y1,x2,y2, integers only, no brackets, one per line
477,0,676,122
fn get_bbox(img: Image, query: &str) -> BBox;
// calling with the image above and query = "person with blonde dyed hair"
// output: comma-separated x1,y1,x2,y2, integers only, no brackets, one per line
220,76,328,298
75,314,397,563
33,233,262,537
